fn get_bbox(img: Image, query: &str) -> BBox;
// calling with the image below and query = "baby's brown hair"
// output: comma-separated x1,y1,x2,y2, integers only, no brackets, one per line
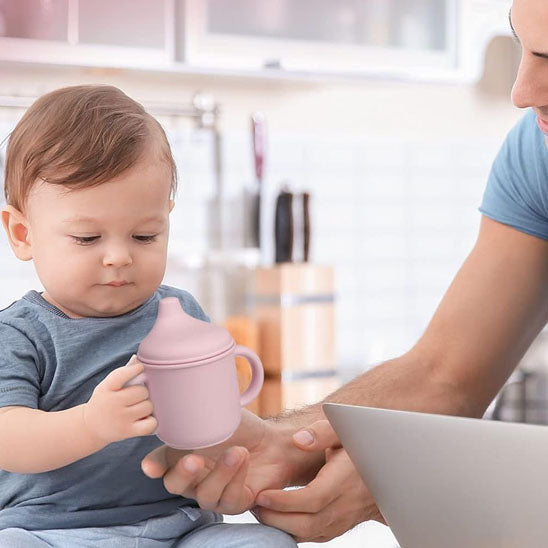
3,84,177,211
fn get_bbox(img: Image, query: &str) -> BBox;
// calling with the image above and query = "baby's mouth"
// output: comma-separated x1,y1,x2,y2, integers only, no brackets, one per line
105,280,129,287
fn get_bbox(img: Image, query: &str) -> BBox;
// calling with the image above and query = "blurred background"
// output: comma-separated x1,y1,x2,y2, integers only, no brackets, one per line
2,0,539,417
2,0,544,546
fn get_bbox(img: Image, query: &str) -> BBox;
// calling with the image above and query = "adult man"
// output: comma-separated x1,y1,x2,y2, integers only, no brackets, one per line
141,0,548,542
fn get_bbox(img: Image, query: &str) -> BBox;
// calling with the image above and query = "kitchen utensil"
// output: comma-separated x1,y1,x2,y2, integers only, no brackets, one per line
275,189,293,263
303,191,310,262
274,187,311,263
244,112,266,248
127,297,264,449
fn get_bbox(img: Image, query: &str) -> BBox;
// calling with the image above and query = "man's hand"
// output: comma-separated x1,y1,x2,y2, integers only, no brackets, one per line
141,410,305,514
82,355,157,444
253,420,384,543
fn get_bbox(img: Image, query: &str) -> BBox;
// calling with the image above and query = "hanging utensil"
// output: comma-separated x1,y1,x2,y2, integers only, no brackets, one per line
245,112,265,249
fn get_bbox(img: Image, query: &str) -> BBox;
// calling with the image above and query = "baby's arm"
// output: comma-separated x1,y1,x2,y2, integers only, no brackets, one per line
0,358,156,474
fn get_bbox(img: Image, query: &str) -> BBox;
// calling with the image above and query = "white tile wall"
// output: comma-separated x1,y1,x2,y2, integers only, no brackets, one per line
0,115,500,374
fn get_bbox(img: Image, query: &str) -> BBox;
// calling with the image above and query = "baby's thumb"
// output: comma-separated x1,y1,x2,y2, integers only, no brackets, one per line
125,354,139,366
292,419,341,451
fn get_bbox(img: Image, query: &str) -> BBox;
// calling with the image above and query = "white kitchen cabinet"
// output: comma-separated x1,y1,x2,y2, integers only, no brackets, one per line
182,0,457,77
0,0,512,82
182,0,513,82
0,0,174,69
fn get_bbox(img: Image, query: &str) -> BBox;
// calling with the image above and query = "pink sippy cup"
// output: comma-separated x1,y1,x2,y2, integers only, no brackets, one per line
129,297,264,449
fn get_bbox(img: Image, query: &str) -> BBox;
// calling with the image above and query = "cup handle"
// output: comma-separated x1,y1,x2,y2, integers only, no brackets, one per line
234,345,264,407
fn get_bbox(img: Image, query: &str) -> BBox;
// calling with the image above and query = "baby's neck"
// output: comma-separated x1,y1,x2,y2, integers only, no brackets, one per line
41,292,85,318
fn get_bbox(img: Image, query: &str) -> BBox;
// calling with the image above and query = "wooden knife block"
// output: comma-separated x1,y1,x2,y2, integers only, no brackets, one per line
254,263,336,415
255,263,335,376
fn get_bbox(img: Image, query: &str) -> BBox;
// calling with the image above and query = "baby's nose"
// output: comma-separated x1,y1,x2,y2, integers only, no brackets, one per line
102,245,133,268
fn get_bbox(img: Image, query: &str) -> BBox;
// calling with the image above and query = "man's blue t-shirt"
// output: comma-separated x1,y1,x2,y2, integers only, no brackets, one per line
480,109,548,239
0,285,206,530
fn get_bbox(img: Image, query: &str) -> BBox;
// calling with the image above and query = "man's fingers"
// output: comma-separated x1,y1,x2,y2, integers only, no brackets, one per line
218,450,255,514
256,477,336,515
141,445,169,478
194,447,250,512
162,454,207,497
253,507,324,543
292,419,341,451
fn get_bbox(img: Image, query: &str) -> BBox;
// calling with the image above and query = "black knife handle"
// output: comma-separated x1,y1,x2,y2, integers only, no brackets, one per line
303,192,310,262
275,191,293,263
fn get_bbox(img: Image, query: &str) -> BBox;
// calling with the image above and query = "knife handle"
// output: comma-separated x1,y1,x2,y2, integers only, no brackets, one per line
303,192,310,262
275,191,293,263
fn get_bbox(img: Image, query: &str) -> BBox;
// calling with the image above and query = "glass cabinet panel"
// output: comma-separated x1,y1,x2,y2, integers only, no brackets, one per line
206,0,448,52
0,0,68,41
78,0,166,49
184,0,456,75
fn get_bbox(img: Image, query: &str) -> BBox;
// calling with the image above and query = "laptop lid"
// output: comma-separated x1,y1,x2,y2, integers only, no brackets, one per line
323,403,548,548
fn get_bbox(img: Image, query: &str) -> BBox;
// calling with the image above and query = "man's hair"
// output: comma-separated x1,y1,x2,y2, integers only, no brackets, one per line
3,84,177,211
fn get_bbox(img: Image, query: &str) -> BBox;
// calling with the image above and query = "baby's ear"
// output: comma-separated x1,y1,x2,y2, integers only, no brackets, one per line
1,205,33,261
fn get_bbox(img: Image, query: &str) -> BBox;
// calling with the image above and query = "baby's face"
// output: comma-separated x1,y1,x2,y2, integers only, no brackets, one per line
24,151,173,318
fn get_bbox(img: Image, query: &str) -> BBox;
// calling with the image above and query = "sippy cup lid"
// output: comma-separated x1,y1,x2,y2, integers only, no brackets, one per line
138,297,234,365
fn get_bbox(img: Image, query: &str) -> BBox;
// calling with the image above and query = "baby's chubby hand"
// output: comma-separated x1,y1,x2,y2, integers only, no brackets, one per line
82,355,157,445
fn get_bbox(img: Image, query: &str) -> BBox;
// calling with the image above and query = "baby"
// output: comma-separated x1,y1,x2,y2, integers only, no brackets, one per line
0,85,296,547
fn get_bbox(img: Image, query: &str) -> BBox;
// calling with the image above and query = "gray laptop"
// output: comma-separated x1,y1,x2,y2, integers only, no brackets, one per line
323,403,548,548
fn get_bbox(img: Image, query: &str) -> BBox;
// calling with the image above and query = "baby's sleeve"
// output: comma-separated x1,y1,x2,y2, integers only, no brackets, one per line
0,322,41,409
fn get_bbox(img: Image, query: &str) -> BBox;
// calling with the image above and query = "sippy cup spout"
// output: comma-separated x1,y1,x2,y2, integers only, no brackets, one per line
157,296,182,316
137,296,235,365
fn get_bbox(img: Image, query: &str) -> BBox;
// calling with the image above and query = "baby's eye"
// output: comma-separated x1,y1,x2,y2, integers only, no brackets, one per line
71,235,100,245
133,234,157,243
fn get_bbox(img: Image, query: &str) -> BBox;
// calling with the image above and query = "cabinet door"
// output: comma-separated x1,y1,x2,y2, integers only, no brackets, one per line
0,0,174,68
78,0,166,49
0,0,69,41
182,0,457,76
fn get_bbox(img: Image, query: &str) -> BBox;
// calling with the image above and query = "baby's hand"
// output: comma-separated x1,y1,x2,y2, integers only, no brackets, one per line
82,355,157,444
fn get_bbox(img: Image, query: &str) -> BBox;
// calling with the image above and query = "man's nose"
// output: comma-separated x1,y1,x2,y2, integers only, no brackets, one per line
511,54,548,109
102,243,133,268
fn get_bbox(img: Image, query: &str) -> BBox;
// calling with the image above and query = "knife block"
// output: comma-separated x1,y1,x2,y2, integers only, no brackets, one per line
254,263,335,376
254,263,336,414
